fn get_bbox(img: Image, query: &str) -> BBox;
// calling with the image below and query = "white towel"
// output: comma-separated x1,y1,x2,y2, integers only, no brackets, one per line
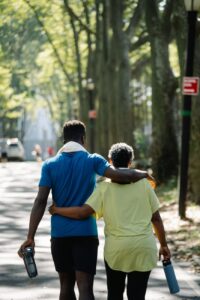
58,141,87,154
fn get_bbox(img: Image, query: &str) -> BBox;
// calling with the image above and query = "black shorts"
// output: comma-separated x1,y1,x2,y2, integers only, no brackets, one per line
51,237,99,275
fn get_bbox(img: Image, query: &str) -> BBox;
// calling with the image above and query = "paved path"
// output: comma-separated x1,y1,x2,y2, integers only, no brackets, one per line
0,162,200,300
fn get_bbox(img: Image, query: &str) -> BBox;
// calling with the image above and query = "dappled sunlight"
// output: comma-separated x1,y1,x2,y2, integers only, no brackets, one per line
0,162,57,299
160,201,200,230
160,202,200,276
1,0,200,297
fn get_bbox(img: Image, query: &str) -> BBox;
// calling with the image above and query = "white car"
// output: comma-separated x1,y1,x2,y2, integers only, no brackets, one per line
6,138,25,161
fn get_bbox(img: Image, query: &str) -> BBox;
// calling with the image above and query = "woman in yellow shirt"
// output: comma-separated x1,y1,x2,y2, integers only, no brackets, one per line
49,143,171,300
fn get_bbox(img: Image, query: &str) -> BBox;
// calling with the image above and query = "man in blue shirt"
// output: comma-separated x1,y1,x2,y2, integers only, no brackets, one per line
18,120,152,300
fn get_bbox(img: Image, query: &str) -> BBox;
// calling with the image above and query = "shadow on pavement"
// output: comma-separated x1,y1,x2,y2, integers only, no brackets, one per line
0,162,200,300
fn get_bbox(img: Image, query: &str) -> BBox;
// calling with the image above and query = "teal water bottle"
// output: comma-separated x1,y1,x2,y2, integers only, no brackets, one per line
163,260,180,294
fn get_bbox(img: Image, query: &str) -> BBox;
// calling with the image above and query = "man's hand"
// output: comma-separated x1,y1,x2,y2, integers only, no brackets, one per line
146,175,156,189
18,238,35,258
17,187,50,259
133,169,156,188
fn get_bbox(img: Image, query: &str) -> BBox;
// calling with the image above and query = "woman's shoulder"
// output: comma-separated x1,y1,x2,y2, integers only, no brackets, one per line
127,178,150,192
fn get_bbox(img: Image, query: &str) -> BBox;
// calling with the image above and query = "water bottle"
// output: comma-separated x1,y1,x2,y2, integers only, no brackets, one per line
163,260,180,294
22,247,38,278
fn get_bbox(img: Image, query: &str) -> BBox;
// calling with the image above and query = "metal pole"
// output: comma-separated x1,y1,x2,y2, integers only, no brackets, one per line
178,11,197,218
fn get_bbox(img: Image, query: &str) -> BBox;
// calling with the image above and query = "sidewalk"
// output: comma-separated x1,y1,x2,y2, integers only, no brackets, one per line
1,221,200,300
0,162,200,299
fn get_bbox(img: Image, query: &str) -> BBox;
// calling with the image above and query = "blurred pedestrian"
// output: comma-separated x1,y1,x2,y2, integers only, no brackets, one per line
32,144,42,162
1,151,8,167
47,146,54,157
49,142,170,300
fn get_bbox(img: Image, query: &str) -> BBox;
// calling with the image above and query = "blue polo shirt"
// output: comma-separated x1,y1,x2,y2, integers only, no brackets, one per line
39,151,110,237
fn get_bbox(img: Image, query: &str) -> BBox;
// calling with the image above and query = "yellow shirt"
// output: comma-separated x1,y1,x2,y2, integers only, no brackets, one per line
86,178,160,272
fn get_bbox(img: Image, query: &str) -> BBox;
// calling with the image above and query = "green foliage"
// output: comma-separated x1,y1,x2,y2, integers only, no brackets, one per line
156,177,178,203
0,0,75,135
0,0,190,194
133,128,150,160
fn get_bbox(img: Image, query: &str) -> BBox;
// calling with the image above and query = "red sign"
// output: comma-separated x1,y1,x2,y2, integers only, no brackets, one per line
88,110,97,119
182,77,199,95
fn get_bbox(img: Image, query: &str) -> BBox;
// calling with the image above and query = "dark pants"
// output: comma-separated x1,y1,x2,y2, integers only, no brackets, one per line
105,260,151,300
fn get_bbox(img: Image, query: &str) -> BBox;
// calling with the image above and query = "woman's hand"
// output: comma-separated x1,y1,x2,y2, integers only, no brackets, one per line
159,245,171,261
48,204,56,215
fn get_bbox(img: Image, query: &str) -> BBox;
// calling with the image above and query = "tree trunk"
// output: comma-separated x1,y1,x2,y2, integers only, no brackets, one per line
188,28,200,204
94,0,110,156
97,0,133,149
63,0,85,121
145,0,179,183
109,0,132,145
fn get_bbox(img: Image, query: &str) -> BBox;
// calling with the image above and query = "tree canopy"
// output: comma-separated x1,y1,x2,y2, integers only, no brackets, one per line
1,0,200,209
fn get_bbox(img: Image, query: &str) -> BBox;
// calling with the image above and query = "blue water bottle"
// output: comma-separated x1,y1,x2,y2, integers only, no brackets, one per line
22,247,38,278
163,260,180,294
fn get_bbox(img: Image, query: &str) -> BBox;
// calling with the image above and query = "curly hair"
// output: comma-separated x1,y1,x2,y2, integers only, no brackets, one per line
108,143,134,168
63,120,86,143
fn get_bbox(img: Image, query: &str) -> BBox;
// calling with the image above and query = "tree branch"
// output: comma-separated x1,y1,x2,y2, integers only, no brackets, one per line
63,0,95,35
131,55,151,76
130,34,149,52
126,0,145,38
23,0,72,84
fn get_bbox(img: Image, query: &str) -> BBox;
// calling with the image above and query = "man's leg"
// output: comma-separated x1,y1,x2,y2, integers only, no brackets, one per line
51,238,76,299
105,260,126,300
76,271,94,300
127,270,151,300
58,271,77,300
73,237,99,300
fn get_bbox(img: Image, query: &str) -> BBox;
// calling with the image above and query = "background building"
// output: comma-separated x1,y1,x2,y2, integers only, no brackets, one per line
23,107,57,161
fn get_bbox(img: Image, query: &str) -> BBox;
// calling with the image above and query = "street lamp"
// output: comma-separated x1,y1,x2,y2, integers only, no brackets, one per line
178,0,200,218
87,78,96,153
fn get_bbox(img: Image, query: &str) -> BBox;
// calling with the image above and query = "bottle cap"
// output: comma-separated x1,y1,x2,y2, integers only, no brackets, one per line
163,259,171,266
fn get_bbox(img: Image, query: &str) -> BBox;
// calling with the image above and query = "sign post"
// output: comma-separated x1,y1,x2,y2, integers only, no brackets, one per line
178,7,199,219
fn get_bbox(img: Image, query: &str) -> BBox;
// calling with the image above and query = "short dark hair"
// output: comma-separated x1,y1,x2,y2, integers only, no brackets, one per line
63,120,86,143
108,143,134,168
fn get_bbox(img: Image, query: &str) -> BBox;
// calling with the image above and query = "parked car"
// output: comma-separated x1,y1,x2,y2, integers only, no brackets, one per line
7,138,25,161
0,138,25,161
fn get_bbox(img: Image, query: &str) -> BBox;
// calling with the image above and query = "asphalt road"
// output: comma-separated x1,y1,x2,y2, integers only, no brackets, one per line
0,162,200,300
